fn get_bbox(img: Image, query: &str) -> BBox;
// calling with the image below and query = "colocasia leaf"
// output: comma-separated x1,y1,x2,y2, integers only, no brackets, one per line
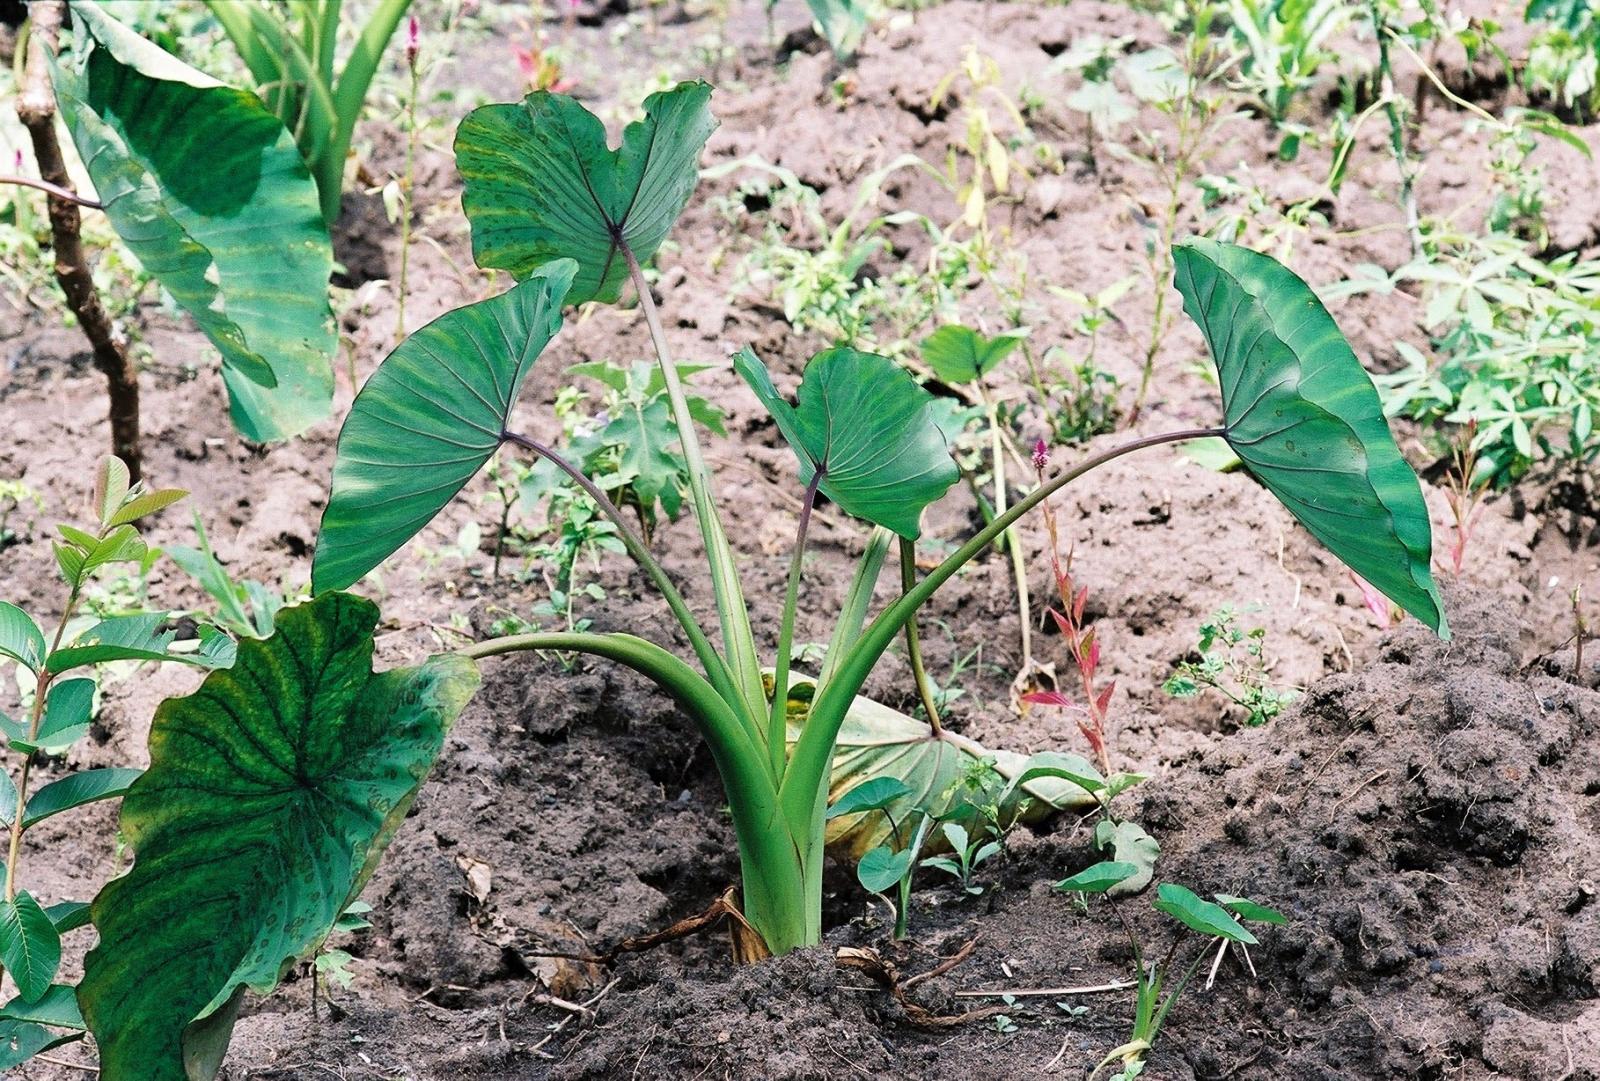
791,683,1097,860
50,2,336,441
455,82,716,305
1055,860,1139,894
312,262,575,593
1173,238,1448,637
1153,883,1258,945
79,592,479,1081
920,325,1027,385
856,846,913,894
734,347,960,539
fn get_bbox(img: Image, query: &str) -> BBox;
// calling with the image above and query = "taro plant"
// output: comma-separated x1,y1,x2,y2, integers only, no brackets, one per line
298,83,1446,963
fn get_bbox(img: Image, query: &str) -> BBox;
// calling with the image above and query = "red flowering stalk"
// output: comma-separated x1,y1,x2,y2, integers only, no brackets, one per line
1021,440,1115,776
1444,419,1486,576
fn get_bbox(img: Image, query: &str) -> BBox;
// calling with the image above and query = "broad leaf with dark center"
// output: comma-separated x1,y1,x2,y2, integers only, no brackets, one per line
51,2,336,442
735,347,960,539
454,82,715,304
1174,237,1447,637
312,262,575,593
78,592,479,1081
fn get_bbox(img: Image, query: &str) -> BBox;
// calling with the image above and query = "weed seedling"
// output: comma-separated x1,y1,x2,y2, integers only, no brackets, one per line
1163,606,1299,727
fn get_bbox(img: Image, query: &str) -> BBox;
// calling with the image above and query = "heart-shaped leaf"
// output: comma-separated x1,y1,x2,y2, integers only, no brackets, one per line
856,846,913,893
827,777,912,820
51,2,336,442
735,347,960,539
1055,860,1138,894
455,81,715,304
78,592,479,1081
920,325,1026,385
312,262,575,593
787,679,1096,860
1173,237,1447,637
1153,883,1258,945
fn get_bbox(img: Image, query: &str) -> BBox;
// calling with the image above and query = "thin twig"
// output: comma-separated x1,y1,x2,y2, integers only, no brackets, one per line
0,173,103,208
954,979,1134,998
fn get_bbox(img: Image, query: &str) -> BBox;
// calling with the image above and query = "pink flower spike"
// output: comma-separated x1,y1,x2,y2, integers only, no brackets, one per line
405,14,420,67
1031,438,1050,472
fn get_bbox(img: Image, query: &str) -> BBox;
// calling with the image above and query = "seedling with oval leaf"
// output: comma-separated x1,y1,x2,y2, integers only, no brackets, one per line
0,455,241,1069
296,83,1445,967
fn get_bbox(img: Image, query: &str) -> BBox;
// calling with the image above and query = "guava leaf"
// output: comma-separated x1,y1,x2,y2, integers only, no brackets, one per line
786,678,1096,860
0,985,83,1030
455,82,715,305
0,604,44,673
735,347,960,539
1173,238,1448,637
312,262,575,594
45,615,233,673
78,592,480,1081
23,767,142,829
0,893,60,1002
1153,883,1257,945
51,2,336,442
920,325,1026,384
1056,860,1138,894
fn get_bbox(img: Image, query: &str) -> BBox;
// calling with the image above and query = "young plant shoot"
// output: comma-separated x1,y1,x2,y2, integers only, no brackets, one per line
303,82,1447,962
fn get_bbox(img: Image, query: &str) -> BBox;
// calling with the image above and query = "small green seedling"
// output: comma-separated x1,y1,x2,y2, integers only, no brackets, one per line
1163,605,1299,726
1063,871,1285,1079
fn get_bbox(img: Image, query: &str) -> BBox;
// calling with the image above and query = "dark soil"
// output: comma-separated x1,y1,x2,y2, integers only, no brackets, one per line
3,0,1599,1078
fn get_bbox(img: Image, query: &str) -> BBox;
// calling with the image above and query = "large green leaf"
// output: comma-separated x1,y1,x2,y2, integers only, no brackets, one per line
1173,238,1448,637
312,262,575,593
735,347,960,539
788,678,1095,861
78,592,479,1081
455,82,715,304
51,2,336,442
